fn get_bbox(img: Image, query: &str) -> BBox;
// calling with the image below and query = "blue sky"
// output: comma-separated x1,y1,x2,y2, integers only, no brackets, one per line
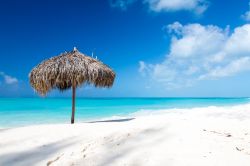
0,0,250,97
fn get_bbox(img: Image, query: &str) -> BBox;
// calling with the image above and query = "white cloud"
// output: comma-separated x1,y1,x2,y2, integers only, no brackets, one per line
109,0,137,10
140,22,250,88
145,0,209,14
241,1,250,21
199,57,250,79
139,61,147,75
0,72,18,84
110,0,209,14
242,11,250,21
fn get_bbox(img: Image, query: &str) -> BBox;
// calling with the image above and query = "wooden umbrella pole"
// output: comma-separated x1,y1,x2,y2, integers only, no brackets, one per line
71,82,76,124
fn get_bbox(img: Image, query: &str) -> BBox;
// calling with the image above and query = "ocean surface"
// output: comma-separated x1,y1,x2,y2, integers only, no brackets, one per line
0,98,249,128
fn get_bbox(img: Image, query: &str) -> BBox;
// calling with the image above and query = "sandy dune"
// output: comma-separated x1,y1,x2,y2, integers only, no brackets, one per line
0,104,250,166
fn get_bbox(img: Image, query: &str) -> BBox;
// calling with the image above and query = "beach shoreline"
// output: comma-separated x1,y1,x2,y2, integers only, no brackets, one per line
0,104,250,166
1,97,249,128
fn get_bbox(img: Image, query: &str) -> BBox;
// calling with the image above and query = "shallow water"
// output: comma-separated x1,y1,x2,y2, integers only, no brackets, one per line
0,98,249,128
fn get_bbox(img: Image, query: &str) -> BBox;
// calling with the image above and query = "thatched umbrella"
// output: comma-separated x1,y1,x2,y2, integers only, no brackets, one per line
29,47,115,124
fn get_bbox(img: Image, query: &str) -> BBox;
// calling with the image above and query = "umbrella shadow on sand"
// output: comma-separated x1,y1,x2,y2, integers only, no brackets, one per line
88,118,135,123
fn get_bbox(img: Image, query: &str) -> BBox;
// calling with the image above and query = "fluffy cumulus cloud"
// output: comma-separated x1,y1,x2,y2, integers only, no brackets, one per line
0,72,18,85
242,1,250,21
139,22,250,88
145,0,208,14
110,0,209,14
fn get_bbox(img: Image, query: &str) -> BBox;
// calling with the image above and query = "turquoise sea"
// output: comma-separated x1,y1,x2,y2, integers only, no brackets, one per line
0,98,249,128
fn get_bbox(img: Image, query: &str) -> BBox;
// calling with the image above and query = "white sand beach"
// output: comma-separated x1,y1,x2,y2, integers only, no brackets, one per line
0,104,250,166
